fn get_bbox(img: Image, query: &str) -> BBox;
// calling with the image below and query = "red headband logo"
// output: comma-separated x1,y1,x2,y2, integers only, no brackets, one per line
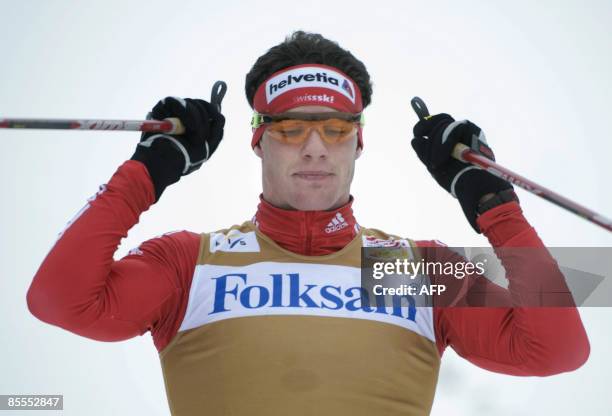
251,63,364,148
264,66,357,105
341,79,354,98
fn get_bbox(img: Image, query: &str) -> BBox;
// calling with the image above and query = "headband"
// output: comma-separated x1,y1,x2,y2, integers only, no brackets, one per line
251,63,364,148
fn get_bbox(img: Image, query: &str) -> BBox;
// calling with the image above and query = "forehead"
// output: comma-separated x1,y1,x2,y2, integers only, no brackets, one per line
287,105,336,113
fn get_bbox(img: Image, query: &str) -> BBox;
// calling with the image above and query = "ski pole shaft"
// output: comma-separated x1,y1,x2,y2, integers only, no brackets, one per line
452,142,612,232
0,117,185,134
410,96,612,233
0,80,228,135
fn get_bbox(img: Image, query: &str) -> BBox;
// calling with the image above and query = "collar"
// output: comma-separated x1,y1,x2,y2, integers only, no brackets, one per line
253,195,359,256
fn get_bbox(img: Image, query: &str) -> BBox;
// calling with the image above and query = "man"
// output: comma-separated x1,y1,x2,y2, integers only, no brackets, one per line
27,31,589,415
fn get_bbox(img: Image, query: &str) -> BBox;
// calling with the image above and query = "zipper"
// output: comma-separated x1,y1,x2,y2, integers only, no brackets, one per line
304,211,313,255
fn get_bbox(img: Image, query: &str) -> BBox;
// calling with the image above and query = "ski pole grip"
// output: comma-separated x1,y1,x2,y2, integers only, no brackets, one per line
161,80,226,136
452,142,470,162
165,117,185,135
410,97,471,163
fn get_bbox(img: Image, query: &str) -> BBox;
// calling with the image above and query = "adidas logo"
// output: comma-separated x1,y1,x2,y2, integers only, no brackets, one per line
325,212,348,234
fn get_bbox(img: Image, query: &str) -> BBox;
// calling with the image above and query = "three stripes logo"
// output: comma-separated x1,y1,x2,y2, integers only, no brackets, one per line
325,213,348,234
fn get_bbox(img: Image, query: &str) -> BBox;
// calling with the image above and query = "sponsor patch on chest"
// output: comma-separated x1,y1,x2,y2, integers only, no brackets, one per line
210,230,260,253
179,262,435,342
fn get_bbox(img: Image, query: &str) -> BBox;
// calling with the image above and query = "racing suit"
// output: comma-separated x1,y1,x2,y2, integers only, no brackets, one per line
27,160,590,415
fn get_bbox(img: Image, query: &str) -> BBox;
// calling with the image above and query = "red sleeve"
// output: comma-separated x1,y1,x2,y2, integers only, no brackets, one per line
26,160,199,352
419,201,590,376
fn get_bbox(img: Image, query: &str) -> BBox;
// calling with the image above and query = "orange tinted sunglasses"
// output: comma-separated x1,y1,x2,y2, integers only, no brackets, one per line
252,112,363,145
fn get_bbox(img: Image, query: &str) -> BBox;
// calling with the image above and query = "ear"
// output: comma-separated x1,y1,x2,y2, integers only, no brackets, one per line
355,146,362,160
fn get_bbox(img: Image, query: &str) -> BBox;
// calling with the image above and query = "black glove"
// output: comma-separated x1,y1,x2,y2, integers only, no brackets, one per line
131,97,225,201
411,113,514,233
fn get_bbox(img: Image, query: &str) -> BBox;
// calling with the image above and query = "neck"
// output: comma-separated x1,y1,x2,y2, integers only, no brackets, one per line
253,195,359,256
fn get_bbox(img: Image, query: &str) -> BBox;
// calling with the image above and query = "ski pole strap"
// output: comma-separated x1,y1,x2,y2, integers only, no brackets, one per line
211,81,227,113
477,189,520,214
411,96,431,120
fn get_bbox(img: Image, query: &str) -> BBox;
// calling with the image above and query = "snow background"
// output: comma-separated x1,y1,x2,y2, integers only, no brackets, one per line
1,0,611,414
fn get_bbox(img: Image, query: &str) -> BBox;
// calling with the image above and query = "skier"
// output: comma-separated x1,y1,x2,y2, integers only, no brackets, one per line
27,31,589,416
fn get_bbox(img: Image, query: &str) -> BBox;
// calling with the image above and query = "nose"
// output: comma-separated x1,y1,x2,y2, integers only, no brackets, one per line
300,127,329,160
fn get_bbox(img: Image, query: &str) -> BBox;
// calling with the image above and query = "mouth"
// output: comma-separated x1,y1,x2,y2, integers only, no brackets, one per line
292,171,335,181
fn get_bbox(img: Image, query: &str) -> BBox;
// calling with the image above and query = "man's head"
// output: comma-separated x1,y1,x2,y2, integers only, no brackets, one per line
245,31,373,211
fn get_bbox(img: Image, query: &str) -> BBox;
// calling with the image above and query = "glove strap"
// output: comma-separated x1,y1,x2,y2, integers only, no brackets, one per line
477,188,519,214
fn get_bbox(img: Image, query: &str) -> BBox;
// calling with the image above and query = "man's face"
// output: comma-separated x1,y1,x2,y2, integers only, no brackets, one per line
254,105,362,211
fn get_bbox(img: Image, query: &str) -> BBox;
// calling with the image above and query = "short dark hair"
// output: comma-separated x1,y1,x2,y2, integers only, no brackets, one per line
245,31,373,109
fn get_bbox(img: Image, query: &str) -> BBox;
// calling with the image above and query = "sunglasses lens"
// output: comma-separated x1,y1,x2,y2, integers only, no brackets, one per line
321,119,356,143
267,120,308,144
266,119,356,144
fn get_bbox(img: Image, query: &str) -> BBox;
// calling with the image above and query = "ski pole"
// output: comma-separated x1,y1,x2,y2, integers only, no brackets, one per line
0,81,227,135
410,96,612,233
0,117,186,133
